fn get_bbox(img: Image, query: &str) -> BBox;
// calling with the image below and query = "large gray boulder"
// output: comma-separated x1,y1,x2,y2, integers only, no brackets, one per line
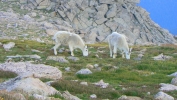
6,77,59,96
154,91,174,100
0,62,62,80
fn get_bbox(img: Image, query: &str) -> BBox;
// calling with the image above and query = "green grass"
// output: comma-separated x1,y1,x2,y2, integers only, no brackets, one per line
0,39,177,99
51,79,120,99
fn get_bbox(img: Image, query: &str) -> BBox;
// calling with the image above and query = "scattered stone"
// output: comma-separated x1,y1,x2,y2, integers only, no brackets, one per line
168,72,177,77
171,77,177,86
65,67,70,72
31,49,42,53
46,56,69,63
3,42,15,51
62,91,81,100
138,54,144,58
94,64,99,68
45,81,55,86
113,66,118,69
76,68,92,75
134,57,142,61
152,53,172,60
86,64,94,69
93,79,109,88
118,95,142,100
46,29,58,36
43,22,55,29
90,94,97,99
96,67,102,71
30,12,37,17
6,54,41,59
6,77,59,96
147,92,150,95
58,48,65,53
80,82,88,86
95,54,99,58
67,56,80,61
154,91,174,100
159,83,177,91
36,38,44,43
0,62,62,80
23,14,34,21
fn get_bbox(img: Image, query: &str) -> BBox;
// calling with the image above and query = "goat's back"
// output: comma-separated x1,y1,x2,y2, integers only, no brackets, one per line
108,32,128,48
54,31,85,46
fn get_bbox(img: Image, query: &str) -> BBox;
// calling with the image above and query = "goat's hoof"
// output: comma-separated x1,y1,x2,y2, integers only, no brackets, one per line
54,52,57,55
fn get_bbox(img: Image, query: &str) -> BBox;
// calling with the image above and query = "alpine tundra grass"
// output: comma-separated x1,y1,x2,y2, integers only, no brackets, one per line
0,39,177,99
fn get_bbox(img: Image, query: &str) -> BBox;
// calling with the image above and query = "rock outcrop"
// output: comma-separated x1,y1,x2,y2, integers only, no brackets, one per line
0,62,63,99
12,0,176,45
0,62,62,80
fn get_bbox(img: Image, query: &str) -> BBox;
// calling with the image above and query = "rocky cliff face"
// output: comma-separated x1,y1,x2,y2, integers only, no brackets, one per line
4,0,177,44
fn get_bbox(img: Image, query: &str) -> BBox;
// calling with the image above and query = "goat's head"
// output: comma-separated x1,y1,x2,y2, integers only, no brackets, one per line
125,47,132,59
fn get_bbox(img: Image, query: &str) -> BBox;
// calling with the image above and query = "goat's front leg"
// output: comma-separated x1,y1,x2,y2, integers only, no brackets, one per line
109,45,113,57
53,43,61,55
69,45,74,56
113,46,117,58
121,50,125,58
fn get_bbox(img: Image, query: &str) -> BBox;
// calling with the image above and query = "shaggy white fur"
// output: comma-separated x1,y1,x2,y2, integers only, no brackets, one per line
108,32,132,59
53,31,88,56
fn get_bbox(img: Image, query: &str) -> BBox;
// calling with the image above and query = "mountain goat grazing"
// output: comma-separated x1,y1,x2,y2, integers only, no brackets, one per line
108,32,132,59
53,31,88,56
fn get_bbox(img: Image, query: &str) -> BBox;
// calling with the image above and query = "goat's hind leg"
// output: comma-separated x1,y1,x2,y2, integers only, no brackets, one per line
69,45,74,56
113,46,117,58
109,45,113,57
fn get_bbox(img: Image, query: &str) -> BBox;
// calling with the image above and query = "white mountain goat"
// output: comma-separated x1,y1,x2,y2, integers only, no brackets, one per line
53,31,88,56
108,32,132,59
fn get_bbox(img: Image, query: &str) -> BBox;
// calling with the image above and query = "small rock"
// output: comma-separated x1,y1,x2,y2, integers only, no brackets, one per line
90,94,97,99
159,83,177,91
152,53,172,60
171,77,177,86
154,91,174,100
93,79,109,88
65,67,70,72
31,49,42,53
96,67,102,71
46,56,69,63
62,91,81,100
76,68,92,75
118,95,142,100
45,81,55,86
67,56,79,62
147,92,150,95
58,48,65,53
80,82,88,86
86,64,94,69
95,54,99,58
3,42,15,51
94,64,99,68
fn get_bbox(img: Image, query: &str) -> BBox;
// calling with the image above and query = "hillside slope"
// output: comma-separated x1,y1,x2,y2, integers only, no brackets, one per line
0,0,176,45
